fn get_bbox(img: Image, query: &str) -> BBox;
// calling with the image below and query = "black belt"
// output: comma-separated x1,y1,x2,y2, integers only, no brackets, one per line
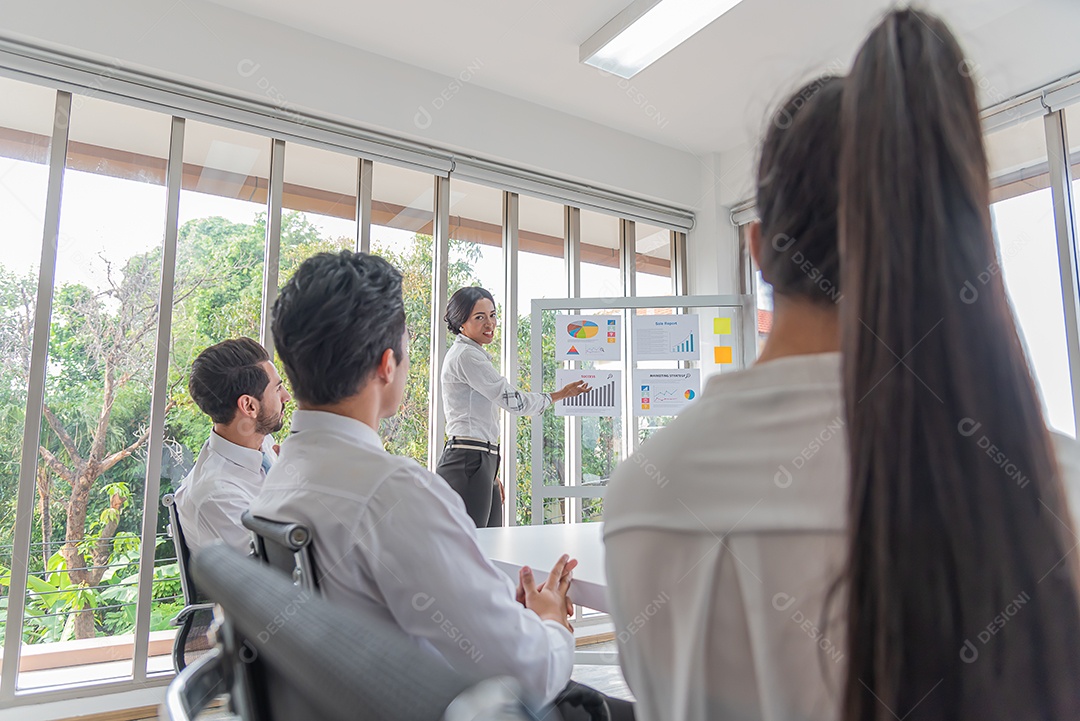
445,437,500,455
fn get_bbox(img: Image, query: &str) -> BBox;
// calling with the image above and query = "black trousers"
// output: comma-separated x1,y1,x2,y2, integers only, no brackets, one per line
436,445,503,527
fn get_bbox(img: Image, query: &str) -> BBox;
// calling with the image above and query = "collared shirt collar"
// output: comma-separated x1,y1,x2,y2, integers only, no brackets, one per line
207,429,265,474
455,332,493,361
289,409,384,451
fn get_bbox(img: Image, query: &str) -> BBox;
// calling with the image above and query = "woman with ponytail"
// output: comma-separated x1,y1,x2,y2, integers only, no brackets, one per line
838,9,1080,721
605,75,850,721
605,8,1080,721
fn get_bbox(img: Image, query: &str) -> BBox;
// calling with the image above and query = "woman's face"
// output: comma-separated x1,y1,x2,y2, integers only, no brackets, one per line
460,298,497,345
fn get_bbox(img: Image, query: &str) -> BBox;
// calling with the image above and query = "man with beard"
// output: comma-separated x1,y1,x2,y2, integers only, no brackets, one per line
175,337,291,553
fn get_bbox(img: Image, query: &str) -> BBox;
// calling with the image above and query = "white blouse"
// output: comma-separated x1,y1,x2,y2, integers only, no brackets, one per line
441,333,551,444
604,352,1080,721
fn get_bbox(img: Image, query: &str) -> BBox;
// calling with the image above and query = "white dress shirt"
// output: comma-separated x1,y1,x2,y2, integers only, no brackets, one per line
442,334,551,444
604,352,1080,721
249,409,574,707
174,430,277,555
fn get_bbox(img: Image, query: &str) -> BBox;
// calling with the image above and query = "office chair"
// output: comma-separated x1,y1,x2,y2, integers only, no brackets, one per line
162,493,216,672
163,646,231,720
241,510,319,592
164,543,531,721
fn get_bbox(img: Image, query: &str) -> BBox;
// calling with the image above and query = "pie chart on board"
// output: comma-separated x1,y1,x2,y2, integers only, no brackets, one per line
567,321,600,339
685,389,696,400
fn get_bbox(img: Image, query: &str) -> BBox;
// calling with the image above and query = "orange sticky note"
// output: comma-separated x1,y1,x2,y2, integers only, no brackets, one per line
714,346,733,364
713,317,732,335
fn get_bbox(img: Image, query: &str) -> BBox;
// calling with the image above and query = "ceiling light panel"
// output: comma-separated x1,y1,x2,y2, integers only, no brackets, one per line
581,0,745,79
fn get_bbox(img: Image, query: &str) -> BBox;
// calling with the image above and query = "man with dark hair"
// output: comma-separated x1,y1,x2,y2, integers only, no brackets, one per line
174,337,290,553
251,251,583,711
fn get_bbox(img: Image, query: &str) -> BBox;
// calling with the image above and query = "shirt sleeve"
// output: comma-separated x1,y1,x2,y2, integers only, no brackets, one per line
457,348,551,416
189,487,255,555
360,466,574,707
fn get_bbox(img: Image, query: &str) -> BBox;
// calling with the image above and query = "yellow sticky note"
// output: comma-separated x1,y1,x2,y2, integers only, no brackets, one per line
713,317,732,335
714,346,733,364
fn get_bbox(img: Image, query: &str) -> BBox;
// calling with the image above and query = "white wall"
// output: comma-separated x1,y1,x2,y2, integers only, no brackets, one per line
688,144,758,296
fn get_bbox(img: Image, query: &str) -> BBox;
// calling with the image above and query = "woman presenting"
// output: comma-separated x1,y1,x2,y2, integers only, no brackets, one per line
437,287,590,527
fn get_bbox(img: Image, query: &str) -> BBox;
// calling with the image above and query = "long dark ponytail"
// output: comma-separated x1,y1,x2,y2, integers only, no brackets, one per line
838,9,1080,720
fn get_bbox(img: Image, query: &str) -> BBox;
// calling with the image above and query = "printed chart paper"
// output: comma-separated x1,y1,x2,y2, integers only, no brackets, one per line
633,315,701,361
555,314,622,361
634,369,702,417
555,370,622,417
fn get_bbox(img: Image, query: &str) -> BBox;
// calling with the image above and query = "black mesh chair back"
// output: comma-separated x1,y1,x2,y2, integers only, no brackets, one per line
241,510,319,592
187,544,530,721
162,493,215,672
163,492,198,600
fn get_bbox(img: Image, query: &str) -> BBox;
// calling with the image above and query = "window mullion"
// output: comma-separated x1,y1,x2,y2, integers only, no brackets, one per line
1,90,70,699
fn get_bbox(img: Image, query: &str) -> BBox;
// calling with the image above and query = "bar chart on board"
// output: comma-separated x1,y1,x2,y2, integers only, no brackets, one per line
555,370,622,416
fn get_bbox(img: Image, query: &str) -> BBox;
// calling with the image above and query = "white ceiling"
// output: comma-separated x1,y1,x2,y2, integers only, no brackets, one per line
200,0,1080,157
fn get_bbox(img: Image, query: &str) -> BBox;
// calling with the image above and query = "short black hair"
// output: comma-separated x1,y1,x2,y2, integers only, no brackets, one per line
272,250,405,406
188,337,271,424
445,287,495,335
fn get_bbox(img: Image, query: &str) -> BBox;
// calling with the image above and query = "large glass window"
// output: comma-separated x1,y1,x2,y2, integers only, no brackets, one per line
634,222,673,297
166,121,272,474
173,120,271,348
370,162,435,464
988,116,1075,436
0,76,54,686
574,210,623,524
0,64,717,699
580,211,621,298
158,122,275,676
22,95,171,687
280,142,357,273
516,195,566,525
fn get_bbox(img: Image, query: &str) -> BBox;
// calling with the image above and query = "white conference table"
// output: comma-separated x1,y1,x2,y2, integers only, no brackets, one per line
475,521,609,613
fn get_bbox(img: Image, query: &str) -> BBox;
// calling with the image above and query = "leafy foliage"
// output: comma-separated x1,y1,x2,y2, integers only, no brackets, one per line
1,211,498,644
0,208,615,645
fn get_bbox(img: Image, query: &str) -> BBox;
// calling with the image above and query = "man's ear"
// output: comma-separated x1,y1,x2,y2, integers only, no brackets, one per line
378,347,398,384
236,393,258,418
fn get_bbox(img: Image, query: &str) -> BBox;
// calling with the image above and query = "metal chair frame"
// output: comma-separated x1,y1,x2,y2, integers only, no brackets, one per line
240,510,320,593
162,492,216,672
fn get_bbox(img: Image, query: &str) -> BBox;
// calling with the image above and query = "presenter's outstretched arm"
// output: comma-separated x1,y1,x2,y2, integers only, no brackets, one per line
550,381,591,403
